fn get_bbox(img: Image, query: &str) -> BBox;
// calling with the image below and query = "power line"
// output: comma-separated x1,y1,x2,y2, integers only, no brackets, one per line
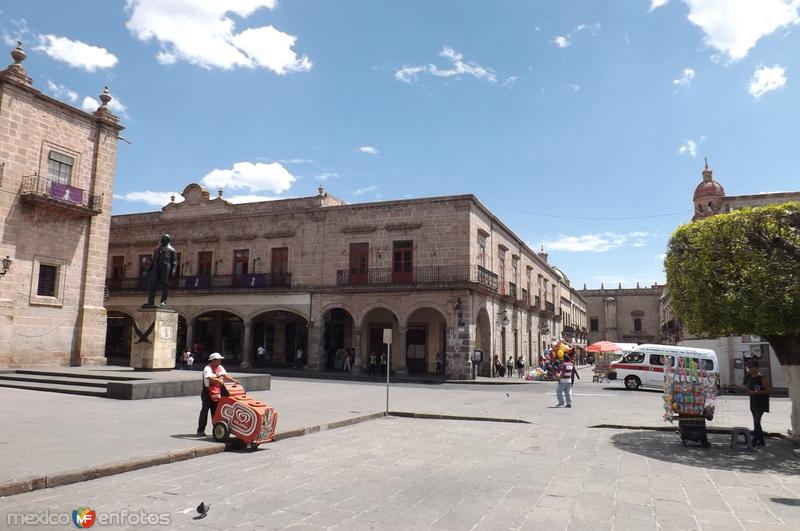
487,203,683,221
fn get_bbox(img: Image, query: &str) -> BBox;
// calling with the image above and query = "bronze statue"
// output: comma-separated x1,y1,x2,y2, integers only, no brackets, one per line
142,234,178,307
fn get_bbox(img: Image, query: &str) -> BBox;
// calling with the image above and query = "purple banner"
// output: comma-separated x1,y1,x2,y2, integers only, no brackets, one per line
241,273,266,288
50,182,84,204
184,276,210,289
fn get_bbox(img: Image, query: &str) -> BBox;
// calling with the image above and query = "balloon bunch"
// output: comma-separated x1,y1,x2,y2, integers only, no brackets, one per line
550,339,574,361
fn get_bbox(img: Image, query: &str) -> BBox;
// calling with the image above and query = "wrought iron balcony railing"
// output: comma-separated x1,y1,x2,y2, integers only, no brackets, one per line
506,282,517,300
20,174,103,215
521,289,529,305
106,273,291,293
336,265,498,290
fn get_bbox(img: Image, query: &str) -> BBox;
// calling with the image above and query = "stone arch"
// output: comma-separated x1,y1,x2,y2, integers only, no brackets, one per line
249,309,309,366
191,309,245,364
247,307,309,323
404,305,449,375
402,300,451,328
475,306,492,376
357,302,402,329
189,307,246,322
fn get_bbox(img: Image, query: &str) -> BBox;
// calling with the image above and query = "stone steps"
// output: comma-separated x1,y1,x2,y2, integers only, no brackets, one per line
0,377,108,397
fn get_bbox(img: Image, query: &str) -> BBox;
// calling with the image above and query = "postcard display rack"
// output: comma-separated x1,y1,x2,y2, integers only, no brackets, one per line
663,357,717,447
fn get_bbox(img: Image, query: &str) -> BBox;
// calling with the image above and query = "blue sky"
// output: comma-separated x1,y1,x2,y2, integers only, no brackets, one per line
3,0,799,289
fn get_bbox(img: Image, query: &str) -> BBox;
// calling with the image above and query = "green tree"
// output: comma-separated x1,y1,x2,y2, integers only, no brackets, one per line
665,202,800,440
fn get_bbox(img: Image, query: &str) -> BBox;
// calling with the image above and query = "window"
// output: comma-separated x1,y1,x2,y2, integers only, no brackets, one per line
111,256,124,279
623,352,645,363
138,254,151,277
197,251,213,277
498,251,506,286
37,265,58,297
650,354,664,366
511,257,518,284
477,234,487,267
392,241,413,282
47,151,74,184
634,318,642,332
30,256,66,306
349,243,369,284
271,247,289,286
233,249,249,276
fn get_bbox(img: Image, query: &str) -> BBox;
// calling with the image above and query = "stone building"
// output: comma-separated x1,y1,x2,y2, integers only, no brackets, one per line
105,184,586,378
580,283,663,346
0,43,123,368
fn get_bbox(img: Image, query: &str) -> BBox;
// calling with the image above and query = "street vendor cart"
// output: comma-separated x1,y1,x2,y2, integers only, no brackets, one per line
664,355,717,447
212,383,279,449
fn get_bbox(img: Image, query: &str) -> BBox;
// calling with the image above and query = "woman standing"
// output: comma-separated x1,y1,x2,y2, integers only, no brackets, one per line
742,361,770,446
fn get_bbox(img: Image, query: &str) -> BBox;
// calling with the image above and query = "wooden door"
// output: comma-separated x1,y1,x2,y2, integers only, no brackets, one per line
197,251,213,277
349,243,369,284
392,241,413,283
233,249,249,286
271,247,288,287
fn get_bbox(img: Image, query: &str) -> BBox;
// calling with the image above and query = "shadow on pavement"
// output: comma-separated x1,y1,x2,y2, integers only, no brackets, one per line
609,429,800,475
602,386,661,394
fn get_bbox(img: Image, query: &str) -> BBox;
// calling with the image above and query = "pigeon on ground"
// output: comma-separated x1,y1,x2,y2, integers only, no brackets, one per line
505,393,510,397
196,502,210,519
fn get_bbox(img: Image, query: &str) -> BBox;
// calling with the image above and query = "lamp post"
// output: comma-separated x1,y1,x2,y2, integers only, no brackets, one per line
0,256,12,278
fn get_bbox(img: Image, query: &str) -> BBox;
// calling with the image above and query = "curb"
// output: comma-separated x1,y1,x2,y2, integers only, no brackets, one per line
0,413,385,498
590,423,788,439
389,411,531,424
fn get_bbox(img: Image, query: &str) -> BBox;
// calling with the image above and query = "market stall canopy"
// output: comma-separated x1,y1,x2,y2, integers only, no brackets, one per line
587,340,623,353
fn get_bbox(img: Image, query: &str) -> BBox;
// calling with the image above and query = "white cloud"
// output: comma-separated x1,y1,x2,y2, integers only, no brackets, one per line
394,47,496,84
748,65,787,98
81,93,127,116
543,232,652,252
34,34,118,71
201,161,295,194
125,0,311,74
553,35,570,48
501,75,519,87
677,139,698,157
278,158,313,164
650,0,670,11
574,22,601,34
565,83,581,92
45,81,78,103
356,146,379,155
673,68,695,86
114,191,183,206
352,185,378,196
682,0,800,61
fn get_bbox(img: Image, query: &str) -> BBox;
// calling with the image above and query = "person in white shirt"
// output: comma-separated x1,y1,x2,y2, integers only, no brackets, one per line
196,353,239,436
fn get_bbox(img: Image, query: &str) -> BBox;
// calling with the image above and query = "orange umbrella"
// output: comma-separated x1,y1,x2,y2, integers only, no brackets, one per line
587,340,622,353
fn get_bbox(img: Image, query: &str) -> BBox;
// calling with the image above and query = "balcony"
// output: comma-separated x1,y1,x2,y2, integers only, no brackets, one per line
502,281,517,301
534,295,541,310
20,174,103,216
336,265,498,291
521,289,529,305
106,273,292,294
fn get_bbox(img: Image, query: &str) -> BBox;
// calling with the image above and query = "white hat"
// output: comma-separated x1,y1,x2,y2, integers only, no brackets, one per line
209,353,224,361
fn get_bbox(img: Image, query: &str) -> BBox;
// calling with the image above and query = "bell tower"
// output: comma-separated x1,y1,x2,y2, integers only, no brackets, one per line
692,158,725,221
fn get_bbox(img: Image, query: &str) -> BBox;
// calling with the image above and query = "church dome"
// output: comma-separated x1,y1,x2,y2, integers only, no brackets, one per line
692,159,725,200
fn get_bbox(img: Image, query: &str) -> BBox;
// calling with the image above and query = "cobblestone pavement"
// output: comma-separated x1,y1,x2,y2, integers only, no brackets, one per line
2,416,800,531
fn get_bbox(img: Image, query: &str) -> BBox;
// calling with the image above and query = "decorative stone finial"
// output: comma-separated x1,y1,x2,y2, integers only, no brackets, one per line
170,194,176,203
318,185,324,196
218,188,223,198
702,157,712,182
99,86,112,108
2,41,32,85
11,41,26,64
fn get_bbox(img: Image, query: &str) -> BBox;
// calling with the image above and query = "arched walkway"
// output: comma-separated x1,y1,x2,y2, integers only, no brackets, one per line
361,307,400,375
193,310,244,364
105,311,133,365
321,308,356,370
405,307,448,375
250,310,309,367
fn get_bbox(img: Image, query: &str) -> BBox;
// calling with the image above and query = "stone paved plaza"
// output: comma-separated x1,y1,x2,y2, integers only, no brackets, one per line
2,415,800,530
1,374,799,530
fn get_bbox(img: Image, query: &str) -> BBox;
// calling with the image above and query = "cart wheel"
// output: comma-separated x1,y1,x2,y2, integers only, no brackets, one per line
702,440,711,448
250,442,260,450
212,422,229,442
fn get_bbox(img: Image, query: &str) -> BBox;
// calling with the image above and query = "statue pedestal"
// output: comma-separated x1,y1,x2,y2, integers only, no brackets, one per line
130,307,178,371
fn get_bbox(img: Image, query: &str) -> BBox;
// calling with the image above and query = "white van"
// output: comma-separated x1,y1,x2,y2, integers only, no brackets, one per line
608,344,719,390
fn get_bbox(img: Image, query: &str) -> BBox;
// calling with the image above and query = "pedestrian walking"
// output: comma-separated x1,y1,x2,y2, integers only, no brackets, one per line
555,354,575,408
493,355,505,377
295,348,304,369
506,356,513,378
369,351,377,376
435,352,443,376
197,353,239,436
181,350,192,370
186,352,194,371
343,348,352,372
380,351,387,376
742,360,770,446
516,356,524,378
256,345,266,367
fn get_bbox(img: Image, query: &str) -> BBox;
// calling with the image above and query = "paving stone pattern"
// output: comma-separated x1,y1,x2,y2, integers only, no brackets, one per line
2,416,799,531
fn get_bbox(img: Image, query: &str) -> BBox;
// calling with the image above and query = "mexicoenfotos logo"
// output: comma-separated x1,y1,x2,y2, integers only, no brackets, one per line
72,507,96,528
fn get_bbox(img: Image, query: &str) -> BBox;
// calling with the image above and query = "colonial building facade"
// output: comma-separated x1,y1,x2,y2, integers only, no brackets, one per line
0,43,123,368
580,283,664,346
105,184,587,378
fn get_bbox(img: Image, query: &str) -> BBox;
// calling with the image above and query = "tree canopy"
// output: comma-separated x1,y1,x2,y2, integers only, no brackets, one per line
665,202,800,365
